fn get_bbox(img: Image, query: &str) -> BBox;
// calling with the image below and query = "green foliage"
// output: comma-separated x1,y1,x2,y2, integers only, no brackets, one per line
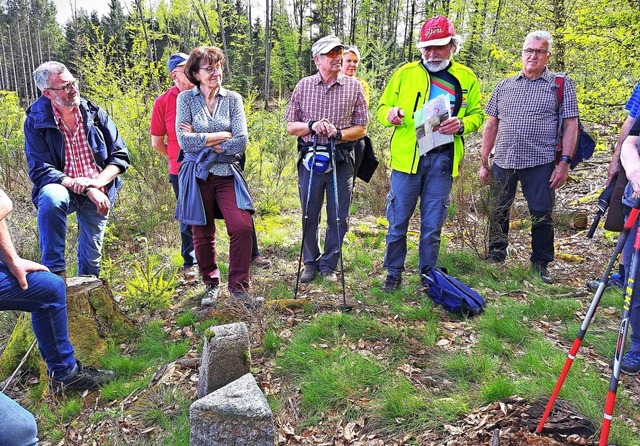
480,376,517,403
442,353,500,385
122,255,178,312
0,91,28,194
138,320,190,362
263,327,282,355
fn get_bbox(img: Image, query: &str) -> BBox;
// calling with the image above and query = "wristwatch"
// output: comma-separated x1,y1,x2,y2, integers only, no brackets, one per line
457,121,465,136
559,155,572,165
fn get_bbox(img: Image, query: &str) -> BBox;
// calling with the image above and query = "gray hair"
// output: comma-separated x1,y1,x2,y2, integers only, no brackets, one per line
523,31,553,52
450,35,463,54
33,61,69,90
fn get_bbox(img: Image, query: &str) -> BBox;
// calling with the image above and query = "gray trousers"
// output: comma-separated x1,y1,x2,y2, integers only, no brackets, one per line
297,160,354,273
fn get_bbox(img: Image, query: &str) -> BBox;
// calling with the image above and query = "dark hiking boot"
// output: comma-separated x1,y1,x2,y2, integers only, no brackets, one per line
483,252,505,264
300,267,318,284
321,271,338,282
251,255,272,269
532,264,553,284
230,289,263,310
381,275,402,292
586,273,624,292
49,361,116,394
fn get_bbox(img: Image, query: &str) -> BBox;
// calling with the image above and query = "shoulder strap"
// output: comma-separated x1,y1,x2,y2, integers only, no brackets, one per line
554,73,565,109
554,74,566,148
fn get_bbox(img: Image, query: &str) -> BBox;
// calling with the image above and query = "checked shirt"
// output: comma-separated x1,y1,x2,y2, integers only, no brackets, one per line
284,71,369,145
485,67,579,170
625,81,640,120
52,105,105,193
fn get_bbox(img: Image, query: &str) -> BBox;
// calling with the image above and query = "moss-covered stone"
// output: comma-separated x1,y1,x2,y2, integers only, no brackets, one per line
0,314,39,377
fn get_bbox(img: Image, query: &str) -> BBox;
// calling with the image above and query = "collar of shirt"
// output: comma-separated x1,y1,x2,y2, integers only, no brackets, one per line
192,86,228,98
312,71,347,88
516,66,552,83
51,104,82,132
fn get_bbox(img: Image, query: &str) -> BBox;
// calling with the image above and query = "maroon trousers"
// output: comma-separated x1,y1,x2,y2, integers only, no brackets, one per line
193,175,253,292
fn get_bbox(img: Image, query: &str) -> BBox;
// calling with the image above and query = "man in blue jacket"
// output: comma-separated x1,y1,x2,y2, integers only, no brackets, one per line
24,61,130,278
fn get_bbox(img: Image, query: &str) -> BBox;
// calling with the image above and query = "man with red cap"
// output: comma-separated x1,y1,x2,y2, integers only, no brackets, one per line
377,16,484,292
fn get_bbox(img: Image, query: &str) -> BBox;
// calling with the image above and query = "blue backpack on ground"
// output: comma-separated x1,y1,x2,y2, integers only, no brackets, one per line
421,267,485,317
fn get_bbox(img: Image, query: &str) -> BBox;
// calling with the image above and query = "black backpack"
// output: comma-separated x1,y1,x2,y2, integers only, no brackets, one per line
421,267,485,317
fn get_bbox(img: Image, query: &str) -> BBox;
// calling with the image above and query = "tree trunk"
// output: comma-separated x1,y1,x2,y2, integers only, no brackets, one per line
216,0,232,82
264,0,272,109
0,277,136,379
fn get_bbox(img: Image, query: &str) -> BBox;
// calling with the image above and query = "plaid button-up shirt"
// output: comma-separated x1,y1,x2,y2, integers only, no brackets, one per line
485,68,579,169
285,71,369,145
52,106,103,188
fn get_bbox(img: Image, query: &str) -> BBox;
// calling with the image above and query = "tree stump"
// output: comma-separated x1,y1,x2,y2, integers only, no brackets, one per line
0,276,136,378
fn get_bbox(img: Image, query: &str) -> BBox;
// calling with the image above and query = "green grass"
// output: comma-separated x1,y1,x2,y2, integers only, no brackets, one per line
138,320,191,362
263,327,282,354
32,214,640,445
176,311,197,328
267,236,640,442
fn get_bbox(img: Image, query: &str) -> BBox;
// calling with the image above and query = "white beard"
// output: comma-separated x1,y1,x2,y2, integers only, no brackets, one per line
424,59,450,72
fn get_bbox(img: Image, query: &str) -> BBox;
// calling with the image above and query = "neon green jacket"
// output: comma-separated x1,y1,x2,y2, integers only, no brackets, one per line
377,60,484,177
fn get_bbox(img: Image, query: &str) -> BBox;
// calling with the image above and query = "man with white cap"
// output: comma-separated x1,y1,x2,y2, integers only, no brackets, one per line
285,35,369,284
151,53,198,281
377,16,484,292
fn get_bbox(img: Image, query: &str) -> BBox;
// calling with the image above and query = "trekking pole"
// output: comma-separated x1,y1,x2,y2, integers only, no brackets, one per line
537,198,640,435
600,221,640,445
329,137,350,312
294,134,318,300
586,177,617,239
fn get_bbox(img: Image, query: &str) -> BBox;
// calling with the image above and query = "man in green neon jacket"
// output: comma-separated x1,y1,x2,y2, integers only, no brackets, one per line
377,15,484,292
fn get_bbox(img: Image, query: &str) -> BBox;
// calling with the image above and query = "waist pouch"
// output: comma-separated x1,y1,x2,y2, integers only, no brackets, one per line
302,145,332,174
298,140,355,167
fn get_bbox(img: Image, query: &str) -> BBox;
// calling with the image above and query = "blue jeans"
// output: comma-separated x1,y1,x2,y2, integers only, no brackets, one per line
37,183,108,277
488,163,555,266
0,391,38,446
169,174,197,267
383,150,453,277
0,267,77,380
298,158,354,273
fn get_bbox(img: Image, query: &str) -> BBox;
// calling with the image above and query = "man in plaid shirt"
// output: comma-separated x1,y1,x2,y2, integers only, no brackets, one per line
285,35,369,284
24,61,130,278
479,31,579,284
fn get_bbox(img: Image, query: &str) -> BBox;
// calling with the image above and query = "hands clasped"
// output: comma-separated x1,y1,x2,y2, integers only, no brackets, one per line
311,119,340,139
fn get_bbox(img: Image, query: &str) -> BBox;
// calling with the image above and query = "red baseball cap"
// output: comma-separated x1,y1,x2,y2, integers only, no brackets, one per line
417,16,455,48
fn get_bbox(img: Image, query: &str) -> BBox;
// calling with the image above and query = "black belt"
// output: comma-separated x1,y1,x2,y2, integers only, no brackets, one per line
423,144,452,155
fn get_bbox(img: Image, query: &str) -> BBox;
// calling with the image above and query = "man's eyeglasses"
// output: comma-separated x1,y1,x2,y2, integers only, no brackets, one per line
323,47,343,58
47,80,78,92
199,64,222,74
523,48,549,56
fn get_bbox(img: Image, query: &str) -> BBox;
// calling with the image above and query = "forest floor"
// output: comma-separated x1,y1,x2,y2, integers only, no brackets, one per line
3,149,640,446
